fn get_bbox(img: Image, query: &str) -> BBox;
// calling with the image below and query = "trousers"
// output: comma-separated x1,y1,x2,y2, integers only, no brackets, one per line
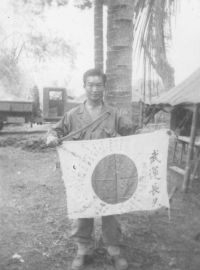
71,215,122,246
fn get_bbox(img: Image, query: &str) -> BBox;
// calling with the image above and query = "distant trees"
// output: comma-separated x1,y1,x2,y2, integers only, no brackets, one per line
21,0,92,13
21,0,69,14
28,85,41,117
0,33,24,97
26,34,77,68
0,0,79,98
0,0,177,105
0,32,77,98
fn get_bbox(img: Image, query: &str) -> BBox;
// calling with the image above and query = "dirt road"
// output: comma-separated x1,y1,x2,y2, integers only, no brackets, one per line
0,133,200,270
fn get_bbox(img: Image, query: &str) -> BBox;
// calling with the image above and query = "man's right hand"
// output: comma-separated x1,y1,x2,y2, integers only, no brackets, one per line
46,135,59,147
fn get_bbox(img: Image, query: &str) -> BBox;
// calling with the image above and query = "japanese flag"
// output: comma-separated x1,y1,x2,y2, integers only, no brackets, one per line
57,130,169,219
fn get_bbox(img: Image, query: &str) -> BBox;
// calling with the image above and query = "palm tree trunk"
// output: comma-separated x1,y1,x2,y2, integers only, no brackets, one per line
105,0,134,118
94,0,104,71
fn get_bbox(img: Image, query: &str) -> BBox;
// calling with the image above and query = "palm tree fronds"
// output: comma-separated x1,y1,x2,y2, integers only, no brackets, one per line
133,0,179,93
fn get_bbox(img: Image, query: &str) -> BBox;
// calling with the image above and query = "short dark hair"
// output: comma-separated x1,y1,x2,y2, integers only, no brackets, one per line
83,69,106,86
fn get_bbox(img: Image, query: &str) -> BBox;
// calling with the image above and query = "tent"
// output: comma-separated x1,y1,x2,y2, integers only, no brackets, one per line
150,67,200,192
155,67,200,106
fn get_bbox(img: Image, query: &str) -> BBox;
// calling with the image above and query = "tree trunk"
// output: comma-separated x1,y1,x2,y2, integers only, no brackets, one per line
94,0,104,71
105,0,134,118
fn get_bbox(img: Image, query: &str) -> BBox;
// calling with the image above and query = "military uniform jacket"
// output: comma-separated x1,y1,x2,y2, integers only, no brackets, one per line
49,101,135,140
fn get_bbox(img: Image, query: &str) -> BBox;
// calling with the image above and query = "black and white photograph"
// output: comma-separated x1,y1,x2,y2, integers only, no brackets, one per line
0,1,200,269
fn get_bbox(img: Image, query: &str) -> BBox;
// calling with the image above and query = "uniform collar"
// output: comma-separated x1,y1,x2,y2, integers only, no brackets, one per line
76,100,111,125
77,100,110,114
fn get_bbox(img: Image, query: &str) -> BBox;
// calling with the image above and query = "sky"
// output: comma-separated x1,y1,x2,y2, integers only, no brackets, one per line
170,0,200,84
0,0,200,98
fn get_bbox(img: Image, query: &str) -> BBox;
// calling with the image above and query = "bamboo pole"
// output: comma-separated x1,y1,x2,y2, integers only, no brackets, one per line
182,104,199,193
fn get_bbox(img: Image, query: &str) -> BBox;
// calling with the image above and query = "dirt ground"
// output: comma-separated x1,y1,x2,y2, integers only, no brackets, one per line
0,125,200,270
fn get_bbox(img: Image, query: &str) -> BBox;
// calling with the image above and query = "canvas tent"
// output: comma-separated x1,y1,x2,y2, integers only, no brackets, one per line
155,67,200,106
150,67,200,192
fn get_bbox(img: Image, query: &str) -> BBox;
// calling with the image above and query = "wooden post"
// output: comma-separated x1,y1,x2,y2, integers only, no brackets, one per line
139,100,143,128
182,104,199,193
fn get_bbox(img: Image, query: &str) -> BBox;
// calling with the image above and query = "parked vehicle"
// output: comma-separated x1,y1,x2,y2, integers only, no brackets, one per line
0,87,81,131
0,100,33,130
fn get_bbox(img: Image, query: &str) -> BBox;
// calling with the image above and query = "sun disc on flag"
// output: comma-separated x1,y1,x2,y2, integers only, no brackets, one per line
91,154,138,205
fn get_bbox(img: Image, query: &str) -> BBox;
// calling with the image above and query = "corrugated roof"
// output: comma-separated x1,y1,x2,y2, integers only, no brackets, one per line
155,67,200,106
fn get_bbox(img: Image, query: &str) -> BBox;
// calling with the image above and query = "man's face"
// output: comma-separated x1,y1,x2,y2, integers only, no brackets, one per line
84,76,105,102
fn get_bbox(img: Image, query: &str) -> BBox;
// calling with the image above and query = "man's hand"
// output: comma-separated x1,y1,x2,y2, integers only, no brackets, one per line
167,130,178,138
46,135,59,147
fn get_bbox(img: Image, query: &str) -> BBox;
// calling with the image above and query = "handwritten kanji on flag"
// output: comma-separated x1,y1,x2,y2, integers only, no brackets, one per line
57,130,169,219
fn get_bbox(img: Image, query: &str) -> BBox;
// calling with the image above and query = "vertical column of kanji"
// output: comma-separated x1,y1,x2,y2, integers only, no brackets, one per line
149,150,161,208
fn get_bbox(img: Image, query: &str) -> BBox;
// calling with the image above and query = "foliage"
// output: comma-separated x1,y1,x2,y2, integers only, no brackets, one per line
28,85,42,116
74,0,93,9
0,44,23,97
0,30,77,98
22,0,93,13
0,0,79,98
22,0,69,14
23,0,69,5
0,0,179,100
133,0,179,91
26,34,77,68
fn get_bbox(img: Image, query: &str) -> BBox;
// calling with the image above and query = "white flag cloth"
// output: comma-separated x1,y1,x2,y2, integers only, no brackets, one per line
57,130,169,219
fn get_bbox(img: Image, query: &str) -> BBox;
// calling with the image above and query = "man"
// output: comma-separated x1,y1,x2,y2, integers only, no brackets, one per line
47,69,135,270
